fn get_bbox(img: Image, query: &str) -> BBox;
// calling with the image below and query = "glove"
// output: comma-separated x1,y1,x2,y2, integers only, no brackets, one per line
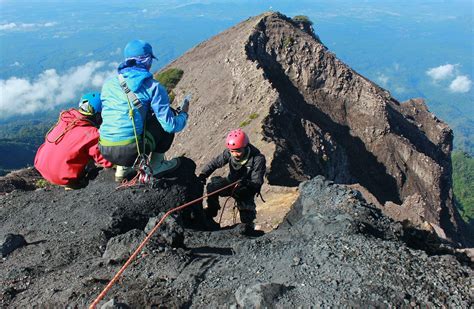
197,173,207,185
179,94,192,114
238,178,248,187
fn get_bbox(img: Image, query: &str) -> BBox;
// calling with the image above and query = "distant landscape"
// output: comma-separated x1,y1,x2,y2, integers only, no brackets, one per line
0,0,472,222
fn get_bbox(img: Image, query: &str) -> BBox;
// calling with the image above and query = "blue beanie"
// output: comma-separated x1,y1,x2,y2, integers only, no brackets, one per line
123,39,157,59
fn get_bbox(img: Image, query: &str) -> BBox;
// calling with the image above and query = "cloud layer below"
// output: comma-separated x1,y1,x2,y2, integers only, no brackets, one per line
0,61,115,118
0,22,57,31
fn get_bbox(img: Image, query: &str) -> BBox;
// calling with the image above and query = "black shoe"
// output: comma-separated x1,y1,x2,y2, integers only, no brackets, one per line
204,206,219,218
206,218,221,231
238,223,255,235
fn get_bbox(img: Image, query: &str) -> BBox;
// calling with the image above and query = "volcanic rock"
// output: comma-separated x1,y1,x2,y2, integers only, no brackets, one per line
1,234,27,258
0,168,471,307
163,12,467,245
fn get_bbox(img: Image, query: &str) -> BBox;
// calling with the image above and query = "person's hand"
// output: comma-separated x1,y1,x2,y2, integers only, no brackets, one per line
180,94,191,114
238,178,248,187
197,173,207,185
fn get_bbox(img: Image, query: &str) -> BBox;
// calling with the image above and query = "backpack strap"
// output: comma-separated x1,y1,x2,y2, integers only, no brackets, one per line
117,74,147,123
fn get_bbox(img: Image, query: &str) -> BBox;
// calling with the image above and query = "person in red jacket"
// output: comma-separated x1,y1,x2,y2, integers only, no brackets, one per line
34,92,113,189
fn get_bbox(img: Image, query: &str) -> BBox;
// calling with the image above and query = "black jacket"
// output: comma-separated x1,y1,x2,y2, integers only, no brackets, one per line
200,144,266,191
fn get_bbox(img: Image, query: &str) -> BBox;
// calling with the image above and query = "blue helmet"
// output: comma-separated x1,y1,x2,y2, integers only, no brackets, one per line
124,39,157,59
78,92,101,115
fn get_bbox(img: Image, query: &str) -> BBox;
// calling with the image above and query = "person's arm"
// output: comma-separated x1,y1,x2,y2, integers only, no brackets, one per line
246,154,266,191
150,83,188,133
200,150,231,179
86,130,113,168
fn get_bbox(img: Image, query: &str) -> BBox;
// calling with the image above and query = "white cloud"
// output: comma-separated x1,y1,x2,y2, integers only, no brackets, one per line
0,23,16,30
0,61,115,118
21,23,35,28
110,47,121,56
9,61,22,67
449,75,472,93
0,21,57,31
426,64,455,81
376,73,389,87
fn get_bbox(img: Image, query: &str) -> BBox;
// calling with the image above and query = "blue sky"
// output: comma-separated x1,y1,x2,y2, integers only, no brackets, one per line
0,0,472,123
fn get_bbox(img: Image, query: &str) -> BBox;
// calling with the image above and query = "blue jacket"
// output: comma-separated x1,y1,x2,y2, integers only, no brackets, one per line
99,61,188,145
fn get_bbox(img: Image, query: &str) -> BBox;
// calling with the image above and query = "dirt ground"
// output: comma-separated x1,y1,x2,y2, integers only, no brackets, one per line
211,184,298,232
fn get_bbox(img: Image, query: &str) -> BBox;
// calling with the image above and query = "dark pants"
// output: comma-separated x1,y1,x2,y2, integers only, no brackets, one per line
100,114,175,166
206,176,256,224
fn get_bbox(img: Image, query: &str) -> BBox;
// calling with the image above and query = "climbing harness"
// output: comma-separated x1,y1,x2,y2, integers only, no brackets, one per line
89,180,240,309
117,74,154,186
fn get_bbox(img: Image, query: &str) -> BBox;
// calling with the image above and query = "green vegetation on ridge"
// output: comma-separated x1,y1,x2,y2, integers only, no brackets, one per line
154,68,184,104
0,119,54,175
452,151,474,225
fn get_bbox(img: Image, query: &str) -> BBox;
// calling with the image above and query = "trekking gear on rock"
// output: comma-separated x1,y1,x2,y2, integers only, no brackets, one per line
226,128,249,150
137,155,154,183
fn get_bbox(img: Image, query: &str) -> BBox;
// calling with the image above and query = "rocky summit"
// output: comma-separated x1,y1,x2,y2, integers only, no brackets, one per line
164,12,468,245
1,12,472,308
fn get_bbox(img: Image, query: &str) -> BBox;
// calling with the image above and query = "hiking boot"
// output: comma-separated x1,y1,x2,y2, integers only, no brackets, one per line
237,222,255,235
115,165,134,182
206,218,221,231
204,206,219,219
150,152,180,177
205,197,220,218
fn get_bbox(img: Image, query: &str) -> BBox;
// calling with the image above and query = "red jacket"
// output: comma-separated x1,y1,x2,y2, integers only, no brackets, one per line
34,109,113,185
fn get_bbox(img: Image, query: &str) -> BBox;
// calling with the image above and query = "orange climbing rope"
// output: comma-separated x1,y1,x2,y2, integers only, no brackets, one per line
89,180,240,309
218,185,238,225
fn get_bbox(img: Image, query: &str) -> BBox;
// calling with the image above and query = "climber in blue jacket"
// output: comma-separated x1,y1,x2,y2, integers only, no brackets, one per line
99,39,190,181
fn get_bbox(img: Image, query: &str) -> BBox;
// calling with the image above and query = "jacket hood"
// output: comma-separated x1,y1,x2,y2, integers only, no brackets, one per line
60,109,92,126
118,59,153,92
45,109,94,145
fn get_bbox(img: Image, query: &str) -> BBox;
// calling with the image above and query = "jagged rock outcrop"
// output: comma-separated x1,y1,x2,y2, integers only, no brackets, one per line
164,12,467,245
1,172,471,307
0,167,42,194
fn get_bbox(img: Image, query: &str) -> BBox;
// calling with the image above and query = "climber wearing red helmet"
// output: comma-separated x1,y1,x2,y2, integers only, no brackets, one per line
197,129,266,235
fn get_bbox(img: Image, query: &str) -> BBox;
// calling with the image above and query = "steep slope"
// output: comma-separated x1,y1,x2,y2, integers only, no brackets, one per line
164,12,467,245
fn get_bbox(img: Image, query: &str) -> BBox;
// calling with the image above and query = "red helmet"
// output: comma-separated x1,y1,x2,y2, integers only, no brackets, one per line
226,129,249,150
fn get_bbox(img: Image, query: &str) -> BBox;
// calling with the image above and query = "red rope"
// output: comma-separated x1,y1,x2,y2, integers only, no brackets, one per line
218,184,238,225
89,180,240,308
115,173,140,190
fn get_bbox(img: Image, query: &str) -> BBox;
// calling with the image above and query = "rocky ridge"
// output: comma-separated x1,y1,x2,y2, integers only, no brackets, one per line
1,168,472,307
164,12,468,245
